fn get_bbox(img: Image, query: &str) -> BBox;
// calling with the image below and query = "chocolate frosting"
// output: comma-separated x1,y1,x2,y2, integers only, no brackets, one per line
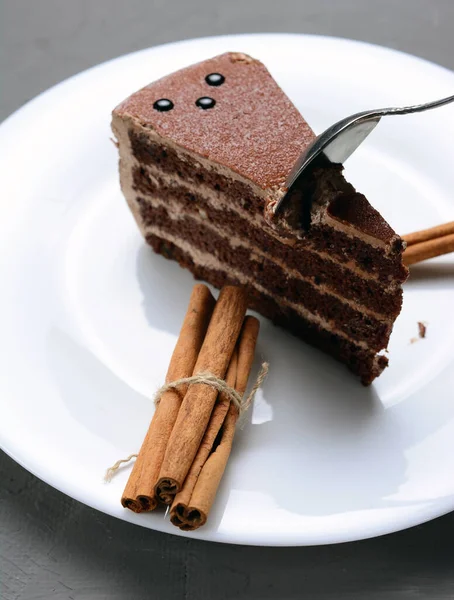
114,52,315,190
327,193,397,243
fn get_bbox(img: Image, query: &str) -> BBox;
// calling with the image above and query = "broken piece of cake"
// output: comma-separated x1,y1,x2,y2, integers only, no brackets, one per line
112,52,408,384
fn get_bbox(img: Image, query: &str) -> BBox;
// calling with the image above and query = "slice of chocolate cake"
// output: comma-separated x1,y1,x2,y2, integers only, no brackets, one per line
112,52,408,384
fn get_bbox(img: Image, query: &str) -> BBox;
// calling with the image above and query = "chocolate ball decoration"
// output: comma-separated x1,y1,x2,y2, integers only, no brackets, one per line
153,98,174,112
205,73,225,86
196,97,216,109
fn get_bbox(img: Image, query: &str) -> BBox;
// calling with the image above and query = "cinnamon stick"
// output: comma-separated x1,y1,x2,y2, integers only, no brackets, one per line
121,284,215,512
155,286,248,504
403,233,454,266
170,316,260,530
169,350,238,527
403,221,454,246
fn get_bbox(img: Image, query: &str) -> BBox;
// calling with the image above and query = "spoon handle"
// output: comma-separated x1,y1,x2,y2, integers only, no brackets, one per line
379,94,454,116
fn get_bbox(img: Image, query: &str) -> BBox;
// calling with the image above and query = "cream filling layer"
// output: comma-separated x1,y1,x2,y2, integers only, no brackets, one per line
143,223,381,353
112,115,147,237
140,192,393,323
321,212,399,253
139,163,400,287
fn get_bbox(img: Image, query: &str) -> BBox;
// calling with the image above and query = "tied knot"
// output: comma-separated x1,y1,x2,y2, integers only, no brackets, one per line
153,365,268,414
104,362,269,483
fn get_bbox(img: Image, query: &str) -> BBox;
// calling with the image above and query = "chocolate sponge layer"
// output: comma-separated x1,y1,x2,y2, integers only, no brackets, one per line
138,200,392,351
130,137,407,284
132,166,404,318
146,232,388,385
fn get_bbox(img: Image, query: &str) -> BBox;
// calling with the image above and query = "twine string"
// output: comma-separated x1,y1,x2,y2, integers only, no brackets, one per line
104,454,139,482
104,362,268,483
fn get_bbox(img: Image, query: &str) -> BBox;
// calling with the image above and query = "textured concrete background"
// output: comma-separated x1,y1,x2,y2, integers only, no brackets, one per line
1,1,454,598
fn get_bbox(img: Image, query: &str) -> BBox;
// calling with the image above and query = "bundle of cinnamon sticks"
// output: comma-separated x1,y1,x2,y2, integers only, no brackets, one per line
122,284,261,530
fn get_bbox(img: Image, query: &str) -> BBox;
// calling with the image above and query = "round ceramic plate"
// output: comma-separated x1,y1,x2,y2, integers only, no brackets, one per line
1,34,454,546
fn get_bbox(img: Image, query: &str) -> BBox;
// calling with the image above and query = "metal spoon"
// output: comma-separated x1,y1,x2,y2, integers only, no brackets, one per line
273,94,454,224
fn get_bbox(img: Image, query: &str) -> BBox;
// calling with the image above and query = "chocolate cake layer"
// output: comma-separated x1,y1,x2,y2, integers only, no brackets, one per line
141,203,391,349
132,166,404,317
146,232,387,385
129,130,265,213
130,136,407,283
132,129,403,249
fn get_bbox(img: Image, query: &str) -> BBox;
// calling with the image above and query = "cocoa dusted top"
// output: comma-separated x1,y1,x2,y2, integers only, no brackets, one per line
114,52,315,190
327,193,398,244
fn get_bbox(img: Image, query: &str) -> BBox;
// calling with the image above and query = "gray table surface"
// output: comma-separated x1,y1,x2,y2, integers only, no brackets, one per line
1,1,454,598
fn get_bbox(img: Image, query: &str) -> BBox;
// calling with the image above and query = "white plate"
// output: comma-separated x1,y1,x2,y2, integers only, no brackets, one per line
1,34,454,547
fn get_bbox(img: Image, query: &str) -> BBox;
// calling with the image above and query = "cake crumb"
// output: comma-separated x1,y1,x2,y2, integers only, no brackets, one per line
418,321,427,339
229,52,254,64
110,137,119,148
410,321,428,344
